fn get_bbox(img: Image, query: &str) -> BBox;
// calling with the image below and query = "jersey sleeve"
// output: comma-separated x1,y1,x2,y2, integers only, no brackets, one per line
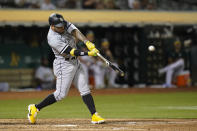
48,36,69,54
66,22,78,34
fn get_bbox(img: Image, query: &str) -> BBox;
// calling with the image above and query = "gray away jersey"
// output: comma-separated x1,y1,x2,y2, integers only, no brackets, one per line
47,21,78,59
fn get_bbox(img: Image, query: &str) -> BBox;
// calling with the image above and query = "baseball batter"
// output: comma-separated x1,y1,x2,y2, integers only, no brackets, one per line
27,13,105,124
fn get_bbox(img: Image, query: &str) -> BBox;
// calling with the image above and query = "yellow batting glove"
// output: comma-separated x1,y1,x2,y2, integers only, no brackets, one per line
85,41,95,51
88,48,99,56
70,48,76,56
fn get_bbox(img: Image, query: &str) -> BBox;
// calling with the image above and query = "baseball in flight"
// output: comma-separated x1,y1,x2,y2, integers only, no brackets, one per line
148,45,155,51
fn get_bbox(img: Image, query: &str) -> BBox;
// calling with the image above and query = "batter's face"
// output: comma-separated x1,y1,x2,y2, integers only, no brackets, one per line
52,25,65,34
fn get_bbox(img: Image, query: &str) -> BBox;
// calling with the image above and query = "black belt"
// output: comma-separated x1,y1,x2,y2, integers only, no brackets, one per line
55,57,77,61
65,57,77,61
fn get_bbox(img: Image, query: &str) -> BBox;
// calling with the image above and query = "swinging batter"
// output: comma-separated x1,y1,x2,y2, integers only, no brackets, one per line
27,13,105,124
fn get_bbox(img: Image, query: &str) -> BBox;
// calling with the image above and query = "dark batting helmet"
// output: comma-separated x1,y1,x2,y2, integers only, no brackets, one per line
48,13,66,27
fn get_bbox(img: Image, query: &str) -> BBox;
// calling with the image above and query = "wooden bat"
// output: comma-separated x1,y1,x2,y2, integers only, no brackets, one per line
97,53,125,77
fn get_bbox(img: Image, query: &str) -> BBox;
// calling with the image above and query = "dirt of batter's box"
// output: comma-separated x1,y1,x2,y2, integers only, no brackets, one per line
0,119,197,131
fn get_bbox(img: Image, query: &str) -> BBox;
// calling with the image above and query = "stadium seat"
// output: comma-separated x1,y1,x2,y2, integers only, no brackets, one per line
0,69,34,88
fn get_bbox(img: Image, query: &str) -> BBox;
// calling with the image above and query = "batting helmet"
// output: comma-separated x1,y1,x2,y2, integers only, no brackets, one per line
49,13,66,27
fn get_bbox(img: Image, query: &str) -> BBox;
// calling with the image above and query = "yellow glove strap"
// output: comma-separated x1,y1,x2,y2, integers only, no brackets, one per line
85,41,95,51
70,48,76,56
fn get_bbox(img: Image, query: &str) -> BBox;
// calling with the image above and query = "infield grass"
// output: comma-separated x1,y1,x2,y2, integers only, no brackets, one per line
0,92,197,119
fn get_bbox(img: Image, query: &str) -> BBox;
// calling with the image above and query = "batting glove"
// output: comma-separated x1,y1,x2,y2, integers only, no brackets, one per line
85,41,95,51
88,48,99,56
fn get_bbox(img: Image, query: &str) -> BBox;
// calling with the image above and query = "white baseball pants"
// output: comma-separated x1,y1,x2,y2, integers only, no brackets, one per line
53,58,90,101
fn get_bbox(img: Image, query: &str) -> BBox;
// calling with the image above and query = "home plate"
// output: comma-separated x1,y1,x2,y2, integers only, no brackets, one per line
54,124,77,127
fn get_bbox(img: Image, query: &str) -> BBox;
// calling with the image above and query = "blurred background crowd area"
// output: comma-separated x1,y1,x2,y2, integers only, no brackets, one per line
0,0,197,11
0,24,197,90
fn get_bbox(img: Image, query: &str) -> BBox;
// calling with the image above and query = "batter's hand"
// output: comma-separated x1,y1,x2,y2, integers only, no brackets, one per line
85,41,95,51
88,48,99,56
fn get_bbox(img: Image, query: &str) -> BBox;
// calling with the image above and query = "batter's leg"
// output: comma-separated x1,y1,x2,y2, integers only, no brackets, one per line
73,64,105,124
35,59,78,111
73,64,96,114
35,94,57,111
28,94,57,124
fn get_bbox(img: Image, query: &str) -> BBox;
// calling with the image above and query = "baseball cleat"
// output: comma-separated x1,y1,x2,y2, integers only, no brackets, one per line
91,112,105,124
28,104,39,124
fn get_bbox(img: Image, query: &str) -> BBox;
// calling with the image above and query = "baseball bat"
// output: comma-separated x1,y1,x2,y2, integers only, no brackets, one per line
97,53,125,77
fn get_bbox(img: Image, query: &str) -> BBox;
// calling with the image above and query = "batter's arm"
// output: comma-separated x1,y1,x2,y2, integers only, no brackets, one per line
71,29,88,44
71,29,96,51
62,46,99,57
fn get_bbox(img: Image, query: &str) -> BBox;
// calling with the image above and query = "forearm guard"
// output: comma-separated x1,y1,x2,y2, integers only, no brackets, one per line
70,48,88,56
